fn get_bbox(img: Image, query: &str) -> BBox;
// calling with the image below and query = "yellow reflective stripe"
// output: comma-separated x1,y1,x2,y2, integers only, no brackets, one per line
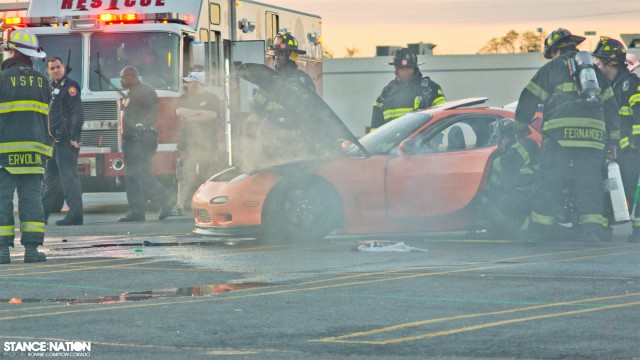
373,102,383,108
525,81,549,101
531,211,555,226
602,217,609,227
265,102,283,111
414,97,421,110
579,214,604,225
519,167,534,175
0,142,52,157
492,158,503,173
0,225,15,237
431,96,445,106
555,82,576,93
609,129,621,141
633,125,640,135
556,140,605,150
0,100,49,115
514,143,530,164
542,117,606,132
20,222,45,233
601,87,615,102
620,106,632,116
4,167,45,174
620,137,630,149
383,108,412,120
632,217,640,227
629,93,640,107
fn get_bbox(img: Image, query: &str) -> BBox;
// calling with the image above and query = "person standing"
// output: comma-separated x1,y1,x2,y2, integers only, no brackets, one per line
117,66,175,222
371,47,445,132
0,28,51,264
172,71,220,215
42,56,85,226
514,28,620,245
591,38,640,242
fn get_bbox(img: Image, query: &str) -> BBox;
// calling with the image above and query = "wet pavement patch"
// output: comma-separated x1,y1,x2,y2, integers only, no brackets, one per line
2,282,271,305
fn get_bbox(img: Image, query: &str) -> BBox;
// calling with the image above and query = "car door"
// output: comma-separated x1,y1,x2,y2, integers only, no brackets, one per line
385,113,503,219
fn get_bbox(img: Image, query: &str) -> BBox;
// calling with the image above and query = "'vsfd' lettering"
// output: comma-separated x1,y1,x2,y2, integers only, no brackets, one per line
60,0,166,10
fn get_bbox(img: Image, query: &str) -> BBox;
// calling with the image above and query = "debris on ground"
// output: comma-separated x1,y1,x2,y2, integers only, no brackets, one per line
352,240,428,253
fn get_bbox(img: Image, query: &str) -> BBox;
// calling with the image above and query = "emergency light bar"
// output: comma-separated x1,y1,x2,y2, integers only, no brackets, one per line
2,12,190,30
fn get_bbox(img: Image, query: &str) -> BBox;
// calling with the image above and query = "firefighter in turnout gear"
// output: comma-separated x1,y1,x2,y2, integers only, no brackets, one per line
371,47,445,131
592,37,640,243
481,120,539,238
0,28,51,264
515,28,621,245
250,32,316,168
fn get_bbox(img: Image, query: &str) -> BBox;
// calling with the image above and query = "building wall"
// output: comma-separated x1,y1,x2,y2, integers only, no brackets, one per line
323,53,546,137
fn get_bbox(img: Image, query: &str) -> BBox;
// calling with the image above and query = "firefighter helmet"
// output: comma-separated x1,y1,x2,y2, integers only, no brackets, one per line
543,28,585,59
271,32,306,54
592,37,627,65
388,48,423,67
627,53,640,72
1,28,46,58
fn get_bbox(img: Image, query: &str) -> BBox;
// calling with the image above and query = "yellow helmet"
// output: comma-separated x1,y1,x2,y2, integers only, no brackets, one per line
2,28,46,58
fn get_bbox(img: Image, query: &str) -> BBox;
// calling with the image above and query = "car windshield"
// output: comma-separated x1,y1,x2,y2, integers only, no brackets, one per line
349,112,432,156
89,32,180,92
33,34,83,86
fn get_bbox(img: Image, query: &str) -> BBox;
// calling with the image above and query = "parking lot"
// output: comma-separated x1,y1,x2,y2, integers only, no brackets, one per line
0,194,639,359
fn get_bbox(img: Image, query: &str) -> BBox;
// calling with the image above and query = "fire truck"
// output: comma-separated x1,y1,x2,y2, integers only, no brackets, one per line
1,0,322,205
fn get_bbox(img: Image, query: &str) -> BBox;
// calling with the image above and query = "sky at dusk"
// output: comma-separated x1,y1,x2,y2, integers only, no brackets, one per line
265,0,640,57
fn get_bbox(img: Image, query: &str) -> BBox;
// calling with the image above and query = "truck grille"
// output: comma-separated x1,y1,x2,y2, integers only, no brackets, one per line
81,101,119,151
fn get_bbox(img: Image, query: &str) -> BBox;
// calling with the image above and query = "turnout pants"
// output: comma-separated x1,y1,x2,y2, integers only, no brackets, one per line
526,139,605,240
0,169,45,247
42,141,83,222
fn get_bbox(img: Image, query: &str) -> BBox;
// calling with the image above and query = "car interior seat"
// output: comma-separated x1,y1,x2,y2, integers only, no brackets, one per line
447,125,466,151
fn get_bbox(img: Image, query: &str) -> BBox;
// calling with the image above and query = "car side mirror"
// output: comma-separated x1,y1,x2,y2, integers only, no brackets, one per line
398,139,416,155
340,139,353,150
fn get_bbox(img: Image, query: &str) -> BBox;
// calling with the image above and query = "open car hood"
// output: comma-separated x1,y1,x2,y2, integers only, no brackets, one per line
237,63,368,162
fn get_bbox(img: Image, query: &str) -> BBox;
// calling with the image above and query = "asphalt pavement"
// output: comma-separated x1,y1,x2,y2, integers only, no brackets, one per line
0,193,639,359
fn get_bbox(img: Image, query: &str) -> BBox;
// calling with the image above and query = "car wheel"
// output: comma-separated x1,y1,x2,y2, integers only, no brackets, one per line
262,176,341,243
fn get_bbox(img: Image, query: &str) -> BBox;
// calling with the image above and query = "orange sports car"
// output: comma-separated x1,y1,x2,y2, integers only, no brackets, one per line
192,95,535,242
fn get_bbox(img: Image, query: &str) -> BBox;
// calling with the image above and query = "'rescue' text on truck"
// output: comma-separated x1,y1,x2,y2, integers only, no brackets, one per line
1,0,322,198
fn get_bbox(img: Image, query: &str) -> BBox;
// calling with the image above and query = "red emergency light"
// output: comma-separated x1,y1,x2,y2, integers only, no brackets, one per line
4,17,23,26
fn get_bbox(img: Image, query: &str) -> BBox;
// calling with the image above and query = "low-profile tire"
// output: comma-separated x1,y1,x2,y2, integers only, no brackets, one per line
262,176,341,243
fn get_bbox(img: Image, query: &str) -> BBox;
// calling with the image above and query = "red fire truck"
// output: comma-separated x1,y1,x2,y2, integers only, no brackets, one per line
1,0,322,208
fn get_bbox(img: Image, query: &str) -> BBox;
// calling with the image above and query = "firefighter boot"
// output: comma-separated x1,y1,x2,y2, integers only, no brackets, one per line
0,244,9,264
628,228,640,243
24,245,46,263
583,232,601,246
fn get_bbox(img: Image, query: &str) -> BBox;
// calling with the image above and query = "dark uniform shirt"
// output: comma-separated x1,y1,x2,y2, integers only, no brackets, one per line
515,51,620,149
122,82,158,139
489,137,539,191
610,69,640,150
48,76,84,143
372,69,445,130
0,57,51,174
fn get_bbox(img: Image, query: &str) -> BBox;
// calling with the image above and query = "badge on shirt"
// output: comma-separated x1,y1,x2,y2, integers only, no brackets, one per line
68,86,78,97
52,88,60,95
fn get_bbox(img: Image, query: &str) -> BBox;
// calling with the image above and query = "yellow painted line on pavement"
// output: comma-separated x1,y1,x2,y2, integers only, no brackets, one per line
312,292,640,344
0,259,169,277
1,249,638,322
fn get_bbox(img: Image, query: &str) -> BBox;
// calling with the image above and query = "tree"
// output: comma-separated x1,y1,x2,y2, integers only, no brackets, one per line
322,47,334,59
478,29,545,54
345,47,359,58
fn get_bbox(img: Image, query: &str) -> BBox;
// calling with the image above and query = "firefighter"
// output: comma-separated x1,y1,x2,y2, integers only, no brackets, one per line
514,28,620,245
0,28,51,264
250,32,316,168
371,47,445,131
42,56,85,226
117,66,176,222
481,120,539,238
591,38,640,243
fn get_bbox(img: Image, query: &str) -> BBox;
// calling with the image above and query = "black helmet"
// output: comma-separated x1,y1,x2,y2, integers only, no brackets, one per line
592,37,627,65
270,32,306,55
543,28,585,59
388,48,423,67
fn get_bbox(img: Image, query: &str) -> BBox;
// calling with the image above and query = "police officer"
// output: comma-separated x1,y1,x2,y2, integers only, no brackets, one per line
482,120,539,238
592,38,640,242
250,32,316,167
42,56,85,226
371,47,445,131
0,28,51,264
117,66,176,222
514,28,620,245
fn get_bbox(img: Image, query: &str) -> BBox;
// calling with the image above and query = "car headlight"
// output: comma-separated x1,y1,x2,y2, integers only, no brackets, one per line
210,196,228,205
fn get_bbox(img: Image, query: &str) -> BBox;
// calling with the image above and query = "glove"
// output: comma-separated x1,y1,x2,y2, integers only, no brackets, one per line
514,121,531,137
607,144,618,161
631,134,640,149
